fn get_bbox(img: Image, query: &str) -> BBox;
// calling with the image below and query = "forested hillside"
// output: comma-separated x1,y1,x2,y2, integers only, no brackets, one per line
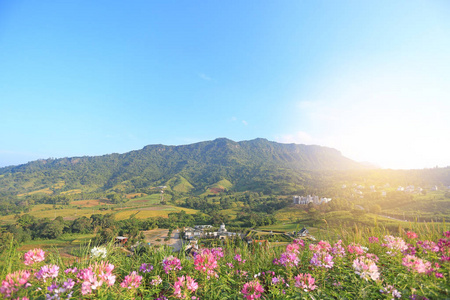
0,138,364,196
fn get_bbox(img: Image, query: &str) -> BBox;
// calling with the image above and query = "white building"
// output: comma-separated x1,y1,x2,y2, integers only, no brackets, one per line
293,195,332,205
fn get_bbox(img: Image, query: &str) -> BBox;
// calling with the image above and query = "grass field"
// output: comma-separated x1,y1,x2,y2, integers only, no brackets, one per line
61,189,82,195
274,205,310,221
166,175,194,193
125,193,146,199
200,179,233,195
17,233,97,260
114,205,199,220
124,193,169,207
0,207,110,224
258,223,306,232
71,199,112,208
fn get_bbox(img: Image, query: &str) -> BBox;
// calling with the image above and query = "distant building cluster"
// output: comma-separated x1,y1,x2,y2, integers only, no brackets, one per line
293,195,332,205
183,224,240,240
397,185,424,193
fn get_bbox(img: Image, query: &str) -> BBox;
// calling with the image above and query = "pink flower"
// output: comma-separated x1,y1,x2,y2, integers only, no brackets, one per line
310,252,334,269
35,264,59,282
241,280,264,300
369,237,379,243
64,267,78,274
139,263,153,273
194,249,218,277
173,276,198,299
309,240,331,253
23,248,45,266
331,240,346,257
347,243,366,255
234,254,245,263
402,255,432,274
162,256,182,274
151,275,162,286
274,251,299,268
286,243,300,254
77,261,116,295
417,240,439,253
120,271,142,289
352,257,380,281
382,235,408,254
293,239,305,247
211,247,224,260
0,270,31,298
380,285,401,298
407,231,418,239
294,273,317,292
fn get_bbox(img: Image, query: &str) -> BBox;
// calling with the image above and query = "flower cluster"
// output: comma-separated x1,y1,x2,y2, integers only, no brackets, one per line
139,263,154,273
309,240,331,253
294,273,317,292
382,235,408,254
347,243,367,255
90,246,107,259
120,271,142,289
416,240,439,253
369,236,379,243
151,275,162,286
210,247,224,260
331,240,346,258
273,251,299,268
35,264,59,282
76,261,116,295
45,279,75,300
234,254,246,264
23,249,45,266
1,231,448,299
0,270,31,298
352,257,380,281
241,279,264,300
194,248,219,278
402,255,432,274
380,284,402,299
162,256,182,274
310,251,334,269
173,275,198,299
407,231,418,239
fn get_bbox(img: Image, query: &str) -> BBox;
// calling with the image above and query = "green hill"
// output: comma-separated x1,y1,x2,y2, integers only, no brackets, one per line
166,175,194,193
0,138,371,196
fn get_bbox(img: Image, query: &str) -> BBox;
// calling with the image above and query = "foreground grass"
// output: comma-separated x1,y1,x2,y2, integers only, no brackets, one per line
1,222,449,299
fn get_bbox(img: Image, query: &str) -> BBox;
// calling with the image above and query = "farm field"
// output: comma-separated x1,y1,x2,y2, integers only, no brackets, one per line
113,205,199,220
124,193,169,207
17,233,96,261
0,208,110,224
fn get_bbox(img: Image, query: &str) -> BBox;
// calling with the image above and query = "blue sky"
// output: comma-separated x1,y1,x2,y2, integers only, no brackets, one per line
1,0,449,169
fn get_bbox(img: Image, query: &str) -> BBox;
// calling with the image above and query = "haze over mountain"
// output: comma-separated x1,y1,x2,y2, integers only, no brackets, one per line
0,138,365,195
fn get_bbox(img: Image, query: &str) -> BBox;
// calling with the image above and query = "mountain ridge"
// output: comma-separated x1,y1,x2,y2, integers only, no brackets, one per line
0,138,365,195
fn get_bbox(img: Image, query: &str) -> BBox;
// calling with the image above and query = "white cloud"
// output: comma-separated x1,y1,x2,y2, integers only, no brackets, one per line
242,120,248,126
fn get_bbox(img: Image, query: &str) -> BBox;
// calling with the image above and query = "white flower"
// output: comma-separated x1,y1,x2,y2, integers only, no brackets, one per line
91,246,107,259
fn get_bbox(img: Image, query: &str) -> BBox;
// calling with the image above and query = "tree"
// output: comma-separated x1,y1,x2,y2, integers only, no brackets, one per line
72,216,92,234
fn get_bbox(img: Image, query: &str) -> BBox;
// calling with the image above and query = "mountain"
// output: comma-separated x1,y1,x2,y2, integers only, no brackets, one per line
0,138,365,195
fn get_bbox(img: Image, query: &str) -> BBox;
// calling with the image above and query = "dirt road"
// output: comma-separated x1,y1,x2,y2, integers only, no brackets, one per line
141,229,184,252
